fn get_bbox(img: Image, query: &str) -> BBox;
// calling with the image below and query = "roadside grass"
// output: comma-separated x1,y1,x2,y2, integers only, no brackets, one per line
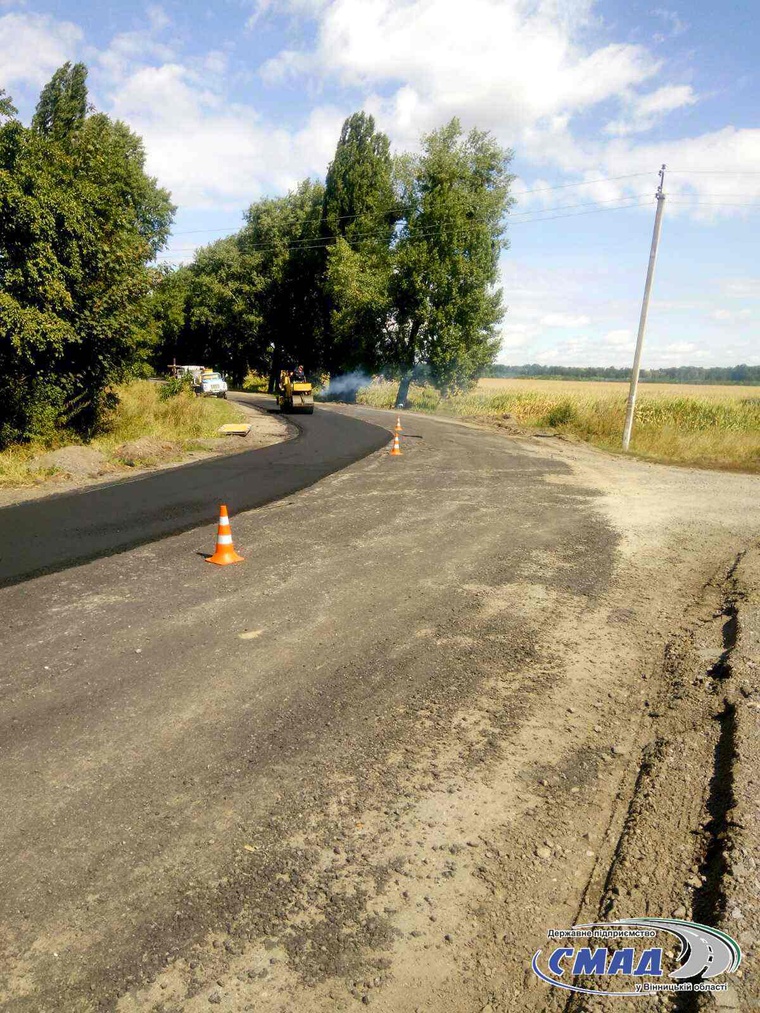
0,444,55,487
356,381,760,472
0,380,242,488
96,381,240,448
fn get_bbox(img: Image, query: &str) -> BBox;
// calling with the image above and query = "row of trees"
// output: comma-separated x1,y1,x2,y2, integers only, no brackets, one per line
485,364,760,384
0,64,175,446
0,64,512,446
151,113,515,400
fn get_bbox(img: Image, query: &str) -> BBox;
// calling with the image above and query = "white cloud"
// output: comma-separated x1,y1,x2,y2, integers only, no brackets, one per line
105,62,344,208
710,308,752,323
604,329,633,345
496,261,640,364
722,278,760,300
522,126,760,216
260,0,660,150
259,49,310,85
535,337,595,365
257,0,760,218
651,8,688,40
95,26,175,81
605,83,697,136
146,5,171,33
661,341,696,354
246,0,273,26
541,312,591,327
247,0,328,30
493,260,742,367
202,50,229,77
7,0,755,228
500,332,529,350
0,12,82,87
635,83,695,119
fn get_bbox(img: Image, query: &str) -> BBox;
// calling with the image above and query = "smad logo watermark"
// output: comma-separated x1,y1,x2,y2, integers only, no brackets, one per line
532,917,741,997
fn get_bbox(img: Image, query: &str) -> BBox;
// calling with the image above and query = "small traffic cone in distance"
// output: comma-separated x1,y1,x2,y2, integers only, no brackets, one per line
207,504,244,565
389,432,403,456
394,415,403,433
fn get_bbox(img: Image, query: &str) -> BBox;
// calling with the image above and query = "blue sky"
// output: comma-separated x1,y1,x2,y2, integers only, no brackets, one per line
1,0,758,367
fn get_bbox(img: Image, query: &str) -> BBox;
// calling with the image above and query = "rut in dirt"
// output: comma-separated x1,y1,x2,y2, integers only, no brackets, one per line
561,554,744,1013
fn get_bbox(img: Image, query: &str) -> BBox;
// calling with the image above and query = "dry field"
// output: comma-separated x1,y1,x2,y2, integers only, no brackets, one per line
477,377,760,400
357,378,760,472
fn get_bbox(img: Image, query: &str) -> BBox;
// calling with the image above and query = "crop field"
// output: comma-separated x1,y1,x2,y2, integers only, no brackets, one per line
357,378,760,472
476,377,760,401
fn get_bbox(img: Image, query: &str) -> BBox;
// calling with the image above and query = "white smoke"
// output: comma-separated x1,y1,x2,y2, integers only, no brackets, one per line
323,371,374,401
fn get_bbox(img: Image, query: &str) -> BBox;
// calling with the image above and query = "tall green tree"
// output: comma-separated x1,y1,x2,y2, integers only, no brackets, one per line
323,235,392,377
160,181,327,387
241,178,325,386
31,62,88,144
183,237,264,385
144,114,514,405
145,265,192,370
322,112,396,245
388,119,514,403
321,112,398,374
0,68,174,445
0,89,17,120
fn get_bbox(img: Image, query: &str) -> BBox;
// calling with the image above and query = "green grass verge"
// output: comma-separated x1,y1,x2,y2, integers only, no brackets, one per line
97,381,241,448
0,380,243,488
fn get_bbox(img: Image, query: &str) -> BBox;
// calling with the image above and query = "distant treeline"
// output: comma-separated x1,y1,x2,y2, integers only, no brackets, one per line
484,364,760,385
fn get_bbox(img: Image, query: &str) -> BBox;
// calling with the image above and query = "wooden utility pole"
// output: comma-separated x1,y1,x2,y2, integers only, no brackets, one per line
622,165,666,452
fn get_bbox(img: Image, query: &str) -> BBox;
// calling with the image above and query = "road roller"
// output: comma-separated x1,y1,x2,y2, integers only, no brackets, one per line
277,369,314,414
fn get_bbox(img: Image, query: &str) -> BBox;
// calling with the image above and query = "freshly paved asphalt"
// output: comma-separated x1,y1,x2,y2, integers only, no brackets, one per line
0,394,389,587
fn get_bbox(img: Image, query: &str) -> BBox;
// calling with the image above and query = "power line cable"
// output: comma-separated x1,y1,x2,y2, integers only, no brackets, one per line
192,197,652,251
161,193,756,255
169,172,655,237
668,200,760,207
509,194,650,216
164,171,759,238
513,172,651,192
154,199,652,258
509,200,653,225
670,169,760,175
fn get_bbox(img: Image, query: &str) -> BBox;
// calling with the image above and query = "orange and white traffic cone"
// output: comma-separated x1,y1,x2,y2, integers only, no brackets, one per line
389,432,403,456
394,416,403,433
206,504,244,565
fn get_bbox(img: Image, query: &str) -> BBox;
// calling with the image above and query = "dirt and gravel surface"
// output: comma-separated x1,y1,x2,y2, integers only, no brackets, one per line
1,403,758,1013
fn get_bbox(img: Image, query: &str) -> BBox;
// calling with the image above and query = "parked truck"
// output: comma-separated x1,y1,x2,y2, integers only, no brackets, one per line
171,365,228,398
195,371,228,398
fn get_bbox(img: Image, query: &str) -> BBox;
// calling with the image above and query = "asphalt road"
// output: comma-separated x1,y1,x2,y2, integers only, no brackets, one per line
4,406,757,1012
0,405,618,1011
0,394,388,587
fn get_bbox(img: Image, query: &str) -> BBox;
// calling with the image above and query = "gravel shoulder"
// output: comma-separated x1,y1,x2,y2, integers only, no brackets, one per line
0,408,758,1013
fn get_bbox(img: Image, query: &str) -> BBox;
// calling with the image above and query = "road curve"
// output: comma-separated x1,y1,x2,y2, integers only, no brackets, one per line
0,395,389,588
